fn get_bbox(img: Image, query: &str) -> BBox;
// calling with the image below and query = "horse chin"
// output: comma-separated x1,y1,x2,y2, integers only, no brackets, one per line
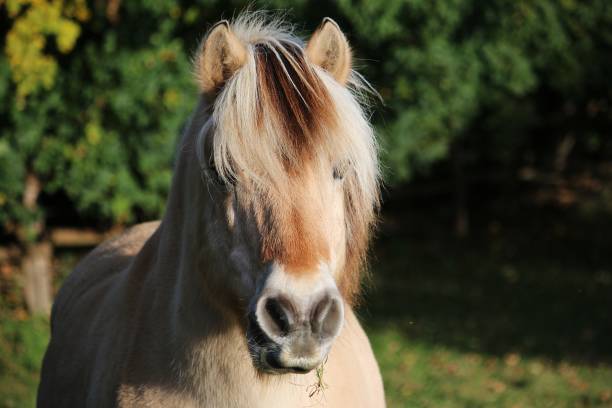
246,334,320,375
253,346,318,375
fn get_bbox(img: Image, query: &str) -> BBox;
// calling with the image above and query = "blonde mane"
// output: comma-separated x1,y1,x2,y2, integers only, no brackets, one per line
196,13,380,302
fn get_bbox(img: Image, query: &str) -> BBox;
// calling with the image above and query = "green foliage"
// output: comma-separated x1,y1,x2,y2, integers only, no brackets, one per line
0,315,48,408
338,0,612,180
1,1,194,234
1,0,611,235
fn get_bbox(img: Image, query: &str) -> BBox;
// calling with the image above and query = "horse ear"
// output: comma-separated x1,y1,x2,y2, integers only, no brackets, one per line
306,18,352,85
196,20,247,94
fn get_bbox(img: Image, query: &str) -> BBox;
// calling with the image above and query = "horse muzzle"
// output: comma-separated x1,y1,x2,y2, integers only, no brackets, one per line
247,287,344,374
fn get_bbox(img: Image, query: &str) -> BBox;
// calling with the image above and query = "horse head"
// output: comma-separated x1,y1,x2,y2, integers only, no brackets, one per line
194,14,379,374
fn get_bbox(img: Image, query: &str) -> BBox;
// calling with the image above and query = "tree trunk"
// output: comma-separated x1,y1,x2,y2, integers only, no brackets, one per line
22,241,53,315
19,172,53,315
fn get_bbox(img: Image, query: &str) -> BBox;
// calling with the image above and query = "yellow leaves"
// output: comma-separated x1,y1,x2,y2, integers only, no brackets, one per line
85,122,102,145
3,0,90,108
5,25,58,107
163,89,180,109
3,0,30,17
64,0,90,22
55,19,80,53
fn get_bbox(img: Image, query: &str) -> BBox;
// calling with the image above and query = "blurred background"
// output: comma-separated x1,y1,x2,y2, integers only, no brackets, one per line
1,1,611,407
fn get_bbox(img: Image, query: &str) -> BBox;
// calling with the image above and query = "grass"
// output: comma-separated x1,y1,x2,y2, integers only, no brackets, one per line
362,194,612,407
370,329,612,407
0,249,77,408
0,316,48,408
1,197,611,407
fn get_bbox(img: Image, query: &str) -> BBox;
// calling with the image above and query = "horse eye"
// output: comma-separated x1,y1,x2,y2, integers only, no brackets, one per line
206,166,220,184
207,162,237,190
207,165,228,187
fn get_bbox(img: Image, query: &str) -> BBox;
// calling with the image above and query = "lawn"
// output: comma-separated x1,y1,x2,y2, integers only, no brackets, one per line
370,329,612,407
1,198,611,407
363,194,612,407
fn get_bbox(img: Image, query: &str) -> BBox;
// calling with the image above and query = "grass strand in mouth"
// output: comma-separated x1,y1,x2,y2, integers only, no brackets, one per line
307,357,328,399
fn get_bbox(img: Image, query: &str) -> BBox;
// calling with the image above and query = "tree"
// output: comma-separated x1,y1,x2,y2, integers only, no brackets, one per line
335,0,612,234
0,0,195,313
1,0,612,307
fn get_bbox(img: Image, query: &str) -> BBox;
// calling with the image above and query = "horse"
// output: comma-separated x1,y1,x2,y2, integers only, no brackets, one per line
38,13,384,407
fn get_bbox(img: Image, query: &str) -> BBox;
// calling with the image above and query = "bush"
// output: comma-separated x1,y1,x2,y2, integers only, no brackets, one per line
1,0,611,237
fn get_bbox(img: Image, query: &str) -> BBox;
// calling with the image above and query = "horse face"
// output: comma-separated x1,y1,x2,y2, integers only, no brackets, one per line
197,17,375,374
202,158,347,373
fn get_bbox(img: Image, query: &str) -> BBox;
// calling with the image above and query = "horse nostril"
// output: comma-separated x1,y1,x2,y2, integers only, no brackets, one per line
310,294,343,340
251,291,344,354
262,297,293,337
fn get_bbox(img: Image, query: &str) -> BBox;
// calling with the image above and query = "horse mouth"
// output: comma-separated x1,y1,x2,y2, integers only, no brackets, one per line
247,315,323,375
254,346,320,375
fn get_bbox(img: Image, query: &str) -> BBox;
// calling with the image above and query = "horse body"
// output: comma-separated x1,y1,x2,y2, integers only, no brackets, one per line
38,13,384,407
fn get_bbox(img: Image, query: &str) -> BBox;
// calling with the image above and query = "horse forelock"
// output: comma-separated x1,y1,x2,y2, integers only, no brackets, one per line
202,13,380,304
254,41,337,162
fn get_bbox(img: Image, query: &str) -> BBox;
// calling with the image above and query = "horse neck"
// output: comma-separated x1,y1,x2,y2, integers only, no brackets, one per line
144,96,246,360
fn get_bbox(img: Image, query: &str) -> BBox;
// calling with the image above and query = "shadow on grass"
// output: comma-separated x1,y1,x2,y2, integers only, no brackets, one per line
360,194,612,366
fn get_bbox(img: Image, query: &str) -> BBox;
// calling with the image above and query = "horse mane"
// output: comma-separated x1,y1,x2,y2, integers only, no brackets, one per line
196,12,380,303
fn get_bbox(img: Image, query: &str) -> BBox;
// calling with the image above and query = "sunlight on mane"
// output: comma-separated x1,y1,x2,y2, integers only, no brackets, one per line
196,12,381,300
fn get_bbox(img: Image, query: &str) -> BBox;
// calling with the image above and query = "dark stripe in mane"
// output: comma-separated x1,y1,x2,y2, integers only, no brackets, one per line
255,41,337,163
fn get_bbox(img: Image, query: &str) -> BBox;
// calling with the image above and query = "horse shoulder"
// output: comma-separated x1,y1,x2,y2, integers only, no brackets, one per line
38,221,160,407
